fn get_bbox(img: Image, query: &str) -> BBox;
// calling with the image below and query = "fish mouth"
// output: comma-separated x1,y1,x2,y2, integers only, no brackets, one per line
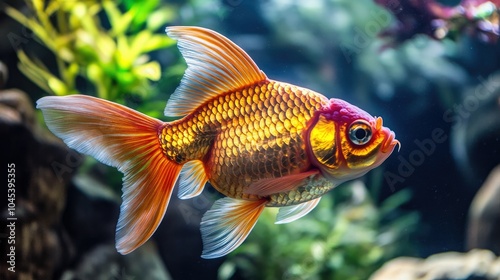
374,117,400,153
381,128,400,153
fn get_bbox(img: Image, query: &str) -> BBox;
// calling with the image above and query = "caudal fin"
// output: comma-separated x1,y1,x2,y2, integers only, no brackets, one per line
37,95,182,254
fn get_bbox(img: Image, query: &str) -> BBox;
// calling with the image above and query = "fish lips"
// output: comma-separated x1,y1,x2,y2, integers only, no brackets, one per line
381,127,400,154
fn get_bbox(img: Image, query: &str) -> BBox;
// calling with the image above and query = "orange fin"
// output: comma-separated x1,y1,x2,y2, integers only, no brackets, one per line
164,26,268,117
200,197,266,259
244,170,320,196
36,95,182,254
275,197,321,224
178,160,207,199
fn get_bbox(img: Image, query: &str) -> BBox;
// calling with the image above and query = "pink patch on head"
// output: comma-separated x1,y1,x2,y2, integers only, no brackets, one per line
319,98,374,124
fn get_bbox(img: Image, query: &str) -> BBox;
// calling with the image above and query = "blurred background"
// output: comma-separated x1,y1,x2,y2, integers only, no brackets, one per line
0,0,499,279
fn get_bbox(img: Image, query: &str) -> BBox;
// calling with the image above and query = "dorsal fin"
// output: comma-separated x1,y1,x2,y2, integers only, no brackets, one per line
165,26,268,117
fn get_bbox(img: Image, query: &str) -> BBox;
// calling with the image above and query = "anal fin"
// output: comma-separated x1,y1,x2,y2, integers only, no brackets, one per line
275,197,321,224
200,197,267,259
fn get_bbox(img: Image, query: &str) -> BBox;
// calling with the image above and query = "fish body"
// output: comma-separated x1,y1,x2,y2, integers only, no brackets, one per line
37,26,399,259
161,80,328,204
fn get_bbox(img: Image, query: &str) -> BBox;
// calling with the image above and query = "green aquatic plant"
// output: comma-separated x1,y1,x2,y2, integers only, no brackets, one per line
219,179,418,280
4,0,177,104
3,0,187,192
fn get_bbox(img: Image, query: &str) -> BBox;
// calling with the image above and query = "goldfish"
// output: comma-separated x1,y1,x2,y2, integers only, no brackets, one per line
36,26,399,259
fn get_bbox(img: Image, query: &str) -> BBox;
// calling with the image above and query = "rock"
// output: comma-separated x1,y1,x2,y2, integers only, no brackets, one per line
467,165,500,255
0,88,76,280
370,249,500,280
0,88,35,126
60,242,171,280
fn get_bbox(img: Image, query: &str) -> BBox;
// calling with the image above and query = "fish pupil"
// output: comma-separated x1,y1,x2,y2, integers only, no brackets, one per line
354,128,367,140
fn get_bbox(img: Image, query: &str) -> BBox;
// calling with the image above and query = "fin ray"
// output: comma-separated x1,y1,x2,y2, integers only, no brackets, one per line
275,197,321,224
200,197,266,259
37,95,182,254
165,26,268,117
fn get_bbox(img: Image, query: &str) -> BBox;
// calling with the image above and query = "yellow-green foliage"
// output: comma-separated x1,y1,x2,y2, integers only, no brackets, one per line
5,0,177,102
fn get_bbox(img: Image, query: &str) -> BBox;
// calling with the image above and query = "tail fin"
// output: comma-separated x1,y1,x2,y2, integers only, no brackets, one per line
37,95,182,254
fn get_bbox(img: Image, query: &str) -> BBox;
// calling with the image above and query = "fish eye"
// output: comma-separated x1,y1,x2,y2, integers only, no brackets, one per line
349,120,372,145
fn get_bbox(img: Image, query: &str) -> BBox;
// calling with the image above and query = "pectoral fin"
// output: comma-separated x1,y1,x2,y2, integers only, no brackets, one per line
275,197,321,224
200,197,267,259
244,170,319,196
178,160,207,199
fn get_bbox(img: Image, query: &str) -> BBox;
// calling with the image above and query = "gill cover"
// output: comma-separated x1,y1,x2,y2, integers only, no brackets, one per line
308,115,339,169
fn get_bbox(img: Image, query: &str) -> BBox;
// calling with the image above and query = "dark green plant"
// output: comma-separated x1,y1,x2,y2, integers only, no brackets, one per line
3,0,188,190
219,180,419,280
